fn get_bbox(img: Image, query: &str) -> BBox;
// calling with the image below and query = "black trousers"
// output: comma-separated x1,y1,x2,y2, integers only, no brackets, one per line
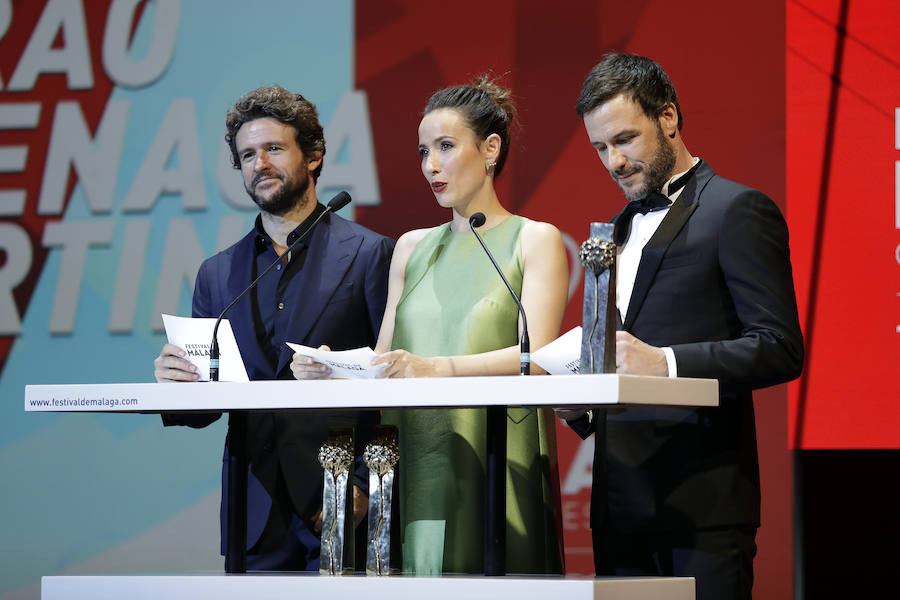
244,467,321,571
592,526,758,600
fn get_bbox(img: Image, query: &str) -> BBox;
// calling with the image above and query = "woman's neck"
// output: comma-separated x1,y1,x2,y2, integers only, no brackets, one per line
449,187,510,232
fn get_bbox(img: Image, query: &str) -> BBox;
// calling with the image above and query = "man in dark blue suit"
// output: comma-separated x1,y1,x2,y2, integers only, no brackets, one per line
560,55,803,600
154,85,394,571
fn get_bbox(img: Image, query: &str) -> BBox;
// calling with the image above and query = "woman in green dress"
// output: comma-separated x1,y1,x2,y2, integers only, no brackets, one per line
292,76,569,575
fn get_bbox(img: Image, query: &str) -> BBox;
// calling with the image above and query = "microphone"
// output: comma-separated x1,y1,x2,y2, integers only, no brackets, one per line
209,191,352,381
468,212,530,375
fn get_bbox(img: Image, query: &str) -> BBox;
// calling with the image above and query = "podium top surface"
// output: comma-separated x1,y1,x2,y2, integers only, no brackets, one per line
24,374,717,413
40,574,695,600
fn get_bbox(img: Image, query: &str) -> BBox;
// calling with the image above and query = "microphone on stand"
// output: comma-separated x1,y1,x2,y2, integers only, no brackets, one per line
209,191,352,381
468,212,530,376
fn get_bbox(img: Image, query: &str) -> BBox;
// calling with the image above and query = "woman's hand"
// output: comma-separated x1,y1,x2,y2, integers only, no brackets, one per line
290,345,333,380
371,349,448,378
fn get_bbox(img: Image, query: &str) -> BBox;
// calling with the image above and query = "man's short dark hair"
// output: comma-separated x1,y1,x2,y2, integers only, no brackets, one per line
225,85,326,182
575,53,683,130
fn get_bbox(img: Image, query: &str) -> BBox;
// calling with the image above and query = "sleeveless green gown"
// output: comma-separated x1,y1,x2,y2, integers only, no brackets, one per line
382,216,563,575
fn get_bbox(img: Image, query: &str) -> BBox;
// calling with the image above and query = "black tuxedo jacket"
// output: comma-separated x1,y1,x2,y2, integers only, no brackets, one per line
163,209,393,552
571,160,803,534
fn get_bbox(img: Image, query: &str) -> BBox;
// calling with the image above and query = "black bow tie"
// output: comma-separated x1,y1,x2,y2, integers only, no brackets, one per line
614,192,671,245
613,162,700,245
634,192,671,214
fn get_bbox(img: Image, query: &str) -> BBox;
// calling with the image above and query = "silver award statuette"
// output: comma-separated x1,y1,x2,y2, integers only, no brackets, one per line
318,429,354,575
580,223,617,374
364,426,400,575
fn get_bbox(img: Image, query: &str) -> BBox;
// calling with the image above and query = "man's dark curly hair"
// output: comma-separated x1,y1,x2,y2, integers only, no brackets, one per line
225,85,326,182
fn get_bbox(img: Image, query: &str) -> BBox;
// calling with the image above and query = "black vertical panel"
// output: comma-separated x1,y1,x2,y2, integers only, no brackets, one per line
797,450,900,597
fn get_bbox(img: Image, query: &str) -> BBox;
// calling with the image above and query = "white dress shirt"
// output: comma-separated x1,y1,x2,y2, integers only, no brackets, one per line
616,157,700,377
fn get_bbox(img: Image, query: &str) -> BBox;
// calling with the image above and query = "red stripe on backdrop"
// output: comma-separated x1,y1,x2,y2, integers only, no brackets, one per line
0,0,118,374
787,0,900,449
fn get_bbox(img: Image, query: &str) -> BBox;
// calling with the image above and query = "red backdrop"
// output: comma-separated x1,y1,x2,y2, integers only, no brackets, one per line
787,0,900,450
353,1,791,595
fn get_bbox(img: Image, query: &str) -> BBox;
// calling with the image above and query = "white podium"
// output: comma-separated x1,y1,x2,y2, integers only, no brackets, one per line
41,573,694,599
26,374,715,599
24,373,718,412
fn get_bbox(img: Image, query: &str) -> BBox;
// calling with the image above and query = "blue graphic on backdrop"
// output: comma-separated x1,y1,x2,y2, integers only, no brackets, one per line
0,2,356,596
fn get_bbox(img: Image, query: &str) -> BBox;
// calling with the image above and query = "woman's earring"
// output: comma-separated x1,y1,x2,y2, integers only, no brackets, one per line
485,161,497,174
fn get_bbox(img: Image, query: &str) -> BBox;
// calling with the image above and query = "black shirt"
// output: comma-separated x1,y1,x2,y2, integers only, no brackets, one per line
250,202,326,376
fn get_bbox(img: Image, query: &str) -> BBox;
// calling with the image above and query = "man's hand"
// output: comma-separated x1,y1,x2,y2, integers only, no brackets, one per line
615,331,668,376
290,345,332,380
352,484,368,527
154,343,200,382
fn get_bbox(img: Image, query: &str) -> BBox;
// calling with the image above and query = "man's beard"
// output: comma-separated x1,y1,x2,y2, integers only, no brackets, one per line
615,124,677,201
246,169,311,216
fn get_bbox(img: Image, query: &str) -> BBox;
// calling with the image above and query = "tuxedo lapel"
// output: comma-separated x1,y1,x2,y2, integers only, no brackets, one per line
623,161,714,330
275,214,362,374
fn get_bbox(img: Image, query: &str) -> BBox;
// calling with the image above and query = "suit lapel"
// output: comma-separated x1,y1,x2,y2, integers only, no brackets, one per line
275,214,362,374
623,161,713,330
224,233,270,377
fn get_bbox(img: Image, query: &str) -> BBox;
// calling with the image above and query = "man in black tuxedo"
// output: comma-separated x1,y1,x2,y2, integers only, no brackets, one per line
153,86,393,571
561,54,803,599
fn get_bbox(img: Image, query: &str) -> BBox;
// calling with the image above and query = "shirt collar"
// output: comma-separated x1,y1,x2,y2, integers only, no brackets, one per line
661,157,701,198
254,202,327,250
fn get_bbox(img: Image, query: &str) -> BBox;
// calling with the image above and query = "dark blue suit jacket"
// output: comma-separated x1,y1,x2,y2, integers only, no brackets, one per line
570,161,803,534
164,208,393,553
